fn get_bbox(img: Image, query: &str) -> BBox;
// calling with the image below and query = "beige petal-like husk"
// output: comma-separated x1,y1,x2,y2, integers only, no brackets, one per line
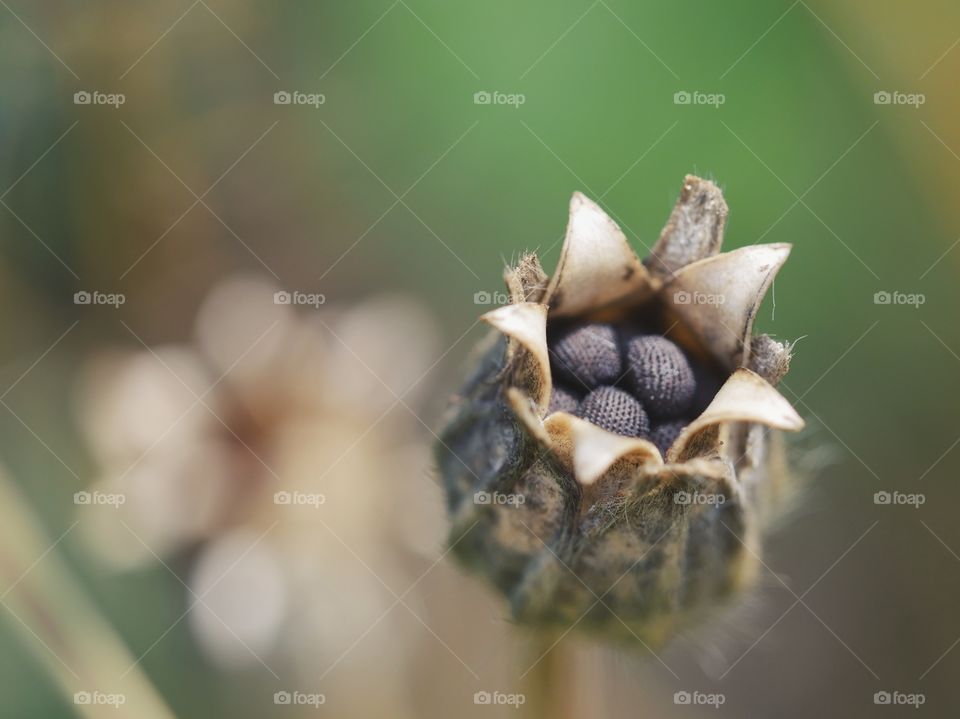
668,368,804,463
543,412,662,486
663,244,791,368
646,175,728,279
481,303,551,412
544,192,652,318
505,387,551,446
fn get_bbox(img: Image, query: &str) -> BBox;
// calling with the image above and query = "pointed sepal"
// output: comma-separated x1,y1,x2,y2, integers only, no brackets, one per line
481,302,551,413
543,412,662,486
545,193,652,318
663,244,791,369
646,175,728,279
668,367,804,462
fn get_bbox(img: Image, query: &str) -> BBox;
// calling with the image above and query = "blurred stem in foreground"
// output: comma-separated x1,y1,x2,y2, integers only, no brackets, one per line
522,638,574,719
523,636,611,719
0,467,175,719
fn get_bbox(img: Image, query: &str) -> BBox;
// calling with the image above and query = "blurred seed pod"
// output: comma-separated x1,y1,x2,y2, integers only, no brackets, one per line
436,176,804,646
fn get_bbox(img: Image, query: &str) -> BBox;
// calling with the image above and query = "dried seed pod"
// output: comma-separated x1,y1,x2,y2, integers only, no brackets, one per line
436,176,804,646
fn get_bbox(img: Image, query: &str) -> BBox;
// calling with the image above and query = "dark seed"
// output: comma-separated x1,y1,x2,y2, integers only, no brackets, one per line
548,385,581,414
650,419,687,455
576,386,650,438
550,324,622,391
624,334,695,419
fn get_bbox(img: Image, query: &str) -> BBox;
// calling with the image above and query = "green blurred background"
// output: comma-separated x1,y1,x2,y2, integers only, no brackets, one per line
1,1,959,716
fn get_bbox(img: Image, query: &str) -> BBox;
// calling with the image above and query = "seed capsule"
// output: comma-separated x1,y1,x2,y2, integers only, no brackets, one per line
437,176,804,646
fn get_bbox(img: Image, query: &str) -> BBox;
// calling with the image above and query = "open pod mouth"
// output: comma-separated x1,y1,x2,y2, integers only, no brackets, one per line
481,176,803,487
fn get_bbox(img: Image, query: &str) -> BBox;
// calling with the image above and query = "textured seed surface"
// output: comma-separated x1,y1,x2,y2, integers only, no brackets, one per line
625,335,695,418
548,385,580,414
576,386,650,438
650,419,687,454
550,324,622,390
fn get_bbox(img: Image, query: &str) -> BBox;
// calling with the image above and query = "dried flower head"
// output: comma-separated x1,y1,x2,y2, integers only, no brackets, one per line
437,176,804,646
75,277,450,704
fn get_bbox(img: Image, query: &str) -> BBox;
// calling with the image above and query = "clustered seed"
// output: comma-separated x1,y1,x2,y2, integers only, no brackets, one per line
547,385,581,415
625,335,695,418
548,321,719,453
578,386,650,437
550,324,622,388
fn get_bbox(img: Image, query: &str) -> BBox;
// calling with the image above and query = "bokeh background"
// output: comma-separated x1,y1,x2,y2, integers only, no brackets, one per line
1,1,959,716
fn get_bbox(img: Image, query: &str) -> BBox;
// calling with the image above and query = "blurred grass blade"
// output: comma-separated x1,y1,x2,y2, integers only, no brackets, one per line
0,467,176,719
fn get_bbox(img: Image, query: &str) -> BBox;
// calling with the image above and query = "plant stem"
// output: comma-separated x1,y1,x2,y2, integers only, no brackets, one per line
0,469,176,719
